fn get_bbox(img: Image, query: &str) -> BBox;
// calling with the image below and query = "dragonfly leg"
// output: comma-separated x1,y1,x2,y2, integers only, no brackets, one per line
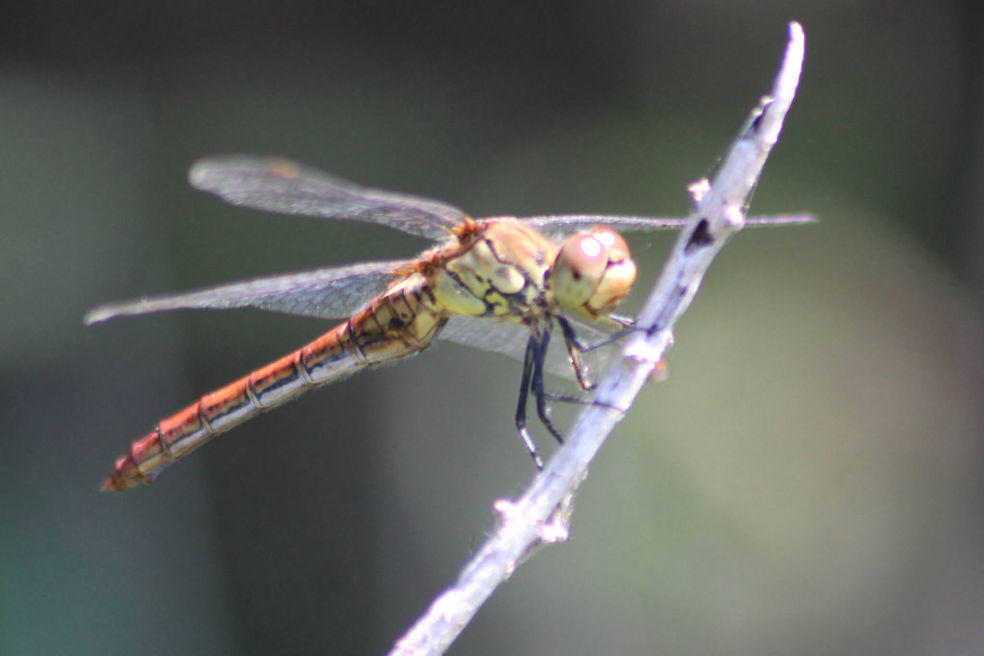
557,315,645,390
540,391,624,413
558,315,636,350
556,316,638,390
556,316,595,390
530,329,567,447
607,313,636,329
515,334,545,470
552,316,649,410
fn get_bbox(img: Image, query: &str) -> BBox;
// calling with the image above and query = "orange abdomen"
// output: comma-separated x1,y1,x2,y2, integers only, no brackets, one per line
102,280,445,491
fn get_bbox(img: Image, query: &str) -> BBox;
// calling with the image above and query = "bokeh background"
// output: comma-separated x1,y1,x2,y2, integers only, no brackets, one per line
2,2,982,654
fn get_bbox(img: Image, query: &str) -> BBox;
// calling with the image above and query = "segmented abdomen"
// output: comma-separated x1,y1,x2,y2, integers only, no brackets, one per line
103,279,443,491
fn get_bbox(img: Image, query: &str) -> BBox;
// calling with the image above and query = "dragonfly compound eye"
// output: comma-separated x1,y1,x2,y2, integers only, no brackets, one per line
551,227,636,317
585,227,636,315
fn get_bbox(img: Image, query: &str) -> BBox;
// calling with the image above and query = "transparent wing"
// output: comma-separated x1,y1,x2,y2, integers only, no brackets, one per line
84,259,416,325
517,215,689,235
189,156,468,240
517,213,815,234
438,315,617,382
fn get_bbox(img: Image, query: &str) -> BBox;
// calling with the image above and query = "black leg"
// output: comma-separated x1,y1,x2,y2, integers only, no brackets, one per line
530,329,567,446
539,390,616,407
515,334,544,470
540,391,624,413
515,321,637,469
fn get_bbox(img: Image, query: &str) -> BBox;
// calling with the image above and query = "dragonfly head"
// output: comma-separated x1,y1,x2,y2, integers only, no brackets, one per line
550,226,637,320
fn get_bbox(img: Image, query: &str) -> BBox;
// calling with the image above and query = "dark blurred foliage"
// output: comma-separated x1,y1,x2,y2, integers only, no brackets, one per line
2,2,982,655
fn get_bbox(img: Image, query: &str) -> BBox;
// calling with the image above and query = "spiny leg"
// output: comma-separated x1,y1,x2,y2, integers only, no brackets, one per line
515,334,544,470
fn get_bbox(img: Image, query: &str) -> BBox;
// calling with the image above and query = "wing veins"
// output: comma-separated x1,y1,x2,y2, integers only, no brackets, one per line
189,156,467,239
85,259,416,324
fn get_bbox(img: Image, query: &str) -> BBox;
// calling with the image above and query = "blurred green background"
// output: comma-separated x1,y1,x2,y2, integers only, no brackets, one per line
2,2,982,655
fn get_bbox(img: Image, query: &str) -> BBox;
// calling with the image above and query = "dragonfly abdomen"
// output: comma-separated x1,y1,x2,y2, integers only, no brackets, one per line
102,280,446,491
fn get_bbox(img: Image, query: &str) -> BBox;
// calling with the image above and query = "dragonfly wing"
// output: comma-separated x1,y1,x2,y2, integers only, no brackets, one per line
516,215,689,235
85,259,416,324
437,315,617,382
518,213,815,234
189,156,468,240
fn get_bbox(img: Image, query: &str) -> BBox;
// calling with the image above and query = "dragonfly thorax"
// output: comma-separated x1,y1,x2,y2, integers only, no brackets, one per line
549,226,637,321
429,221,558,321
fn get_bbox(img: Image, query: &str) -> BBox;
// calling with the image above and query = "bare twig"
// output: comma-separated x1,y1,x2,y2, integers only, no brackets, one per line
389,21,806,656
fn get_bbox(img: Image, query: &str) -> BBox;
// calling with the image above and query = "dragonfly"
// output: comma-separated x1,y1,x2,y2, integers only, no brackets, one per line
88,155,806,491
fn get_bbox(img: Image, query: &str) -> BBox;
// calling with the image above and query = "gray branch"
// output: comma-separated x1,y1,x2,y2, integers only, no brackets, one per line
388,21,807,656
